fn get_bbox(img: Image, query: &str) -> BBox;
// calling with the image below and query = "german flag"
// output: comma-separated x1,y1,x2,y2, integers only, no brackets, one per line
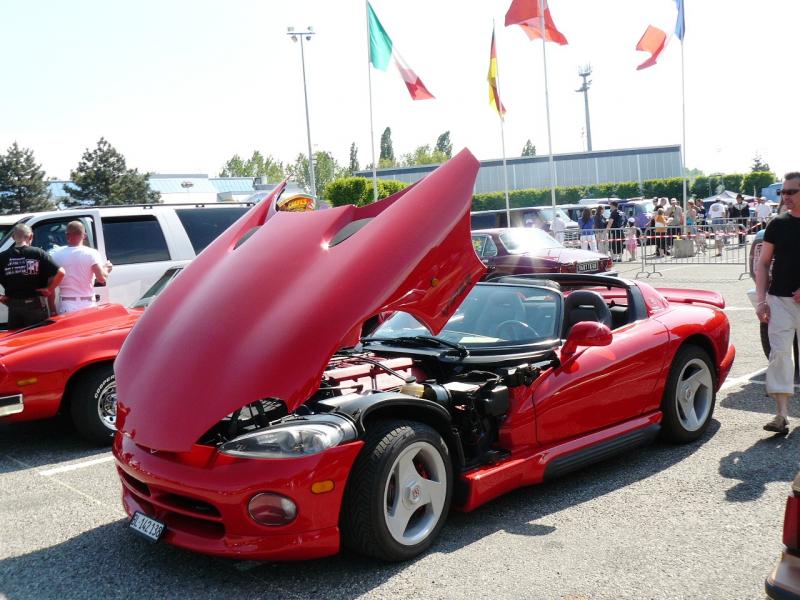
487,28,506,119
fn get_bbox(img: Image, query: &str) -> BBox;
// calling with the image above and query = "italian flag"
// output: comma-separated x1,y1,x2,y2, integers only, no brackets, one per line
368,2,434,101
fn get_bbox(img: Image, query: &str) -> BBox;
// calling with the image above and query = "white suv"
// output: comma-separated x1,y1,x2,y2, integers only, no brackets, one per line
0,203,252,326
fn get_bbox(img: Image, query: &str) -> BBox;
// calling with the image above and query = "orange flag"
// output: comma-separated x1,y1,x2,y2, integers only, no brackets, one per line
636,25,667,70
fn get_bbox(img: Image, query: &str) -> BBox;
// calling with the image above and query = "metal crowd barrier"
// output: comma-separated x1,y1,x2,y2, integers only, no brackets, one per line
635,218,750,279
561,227,636,260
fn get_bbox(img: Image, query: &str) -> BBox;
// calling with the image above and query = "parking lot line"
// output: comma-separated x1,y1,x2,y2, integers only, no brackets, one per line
720,367,767,391
38,455,114,476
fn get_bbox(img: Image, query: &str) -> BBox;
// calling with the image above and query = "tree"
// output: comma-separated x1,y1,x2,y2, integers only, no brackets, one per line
379,127,395,165
435,131,452,158
289,150,344,198
219,151,284,181
742,171,777,197
348,142,359,174
219,154,246,177
64,138,159,205
751,153,770,173
521,139,536,157
400,145,448,167
684,167,704,178
0,142,55,214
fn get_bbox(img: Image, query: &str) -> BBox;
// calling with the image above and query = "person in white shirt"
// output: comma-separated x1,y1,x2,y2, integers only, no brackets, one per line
708,199,727,223
551,211,566,243
51,221,113,314
754,196,773,229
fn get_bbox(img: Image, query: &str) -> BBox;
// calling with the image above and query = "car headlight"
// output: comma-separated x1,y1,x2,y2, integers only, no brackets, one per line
218,414,358,459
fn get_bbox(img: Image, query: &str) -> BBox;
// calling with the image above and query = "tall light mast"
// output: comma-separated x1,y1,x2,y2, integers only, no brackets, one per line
576,64,593,152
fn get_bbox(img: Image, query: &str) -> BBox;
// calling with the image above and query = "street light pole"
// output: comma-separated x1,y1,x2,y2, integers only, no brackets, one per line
287,26,317,199
576,64,593,152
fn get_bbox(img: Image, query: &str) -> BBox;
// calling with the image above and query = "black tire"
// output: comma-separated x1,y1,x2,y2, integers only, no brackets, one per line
69,364,117,445
340,420,452,561
660,346,716,443
760,322,800,376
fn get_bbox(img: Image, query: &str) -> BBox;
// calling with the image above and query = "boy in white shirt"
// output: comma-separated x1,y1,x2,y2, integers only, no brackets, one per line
51,221,113,314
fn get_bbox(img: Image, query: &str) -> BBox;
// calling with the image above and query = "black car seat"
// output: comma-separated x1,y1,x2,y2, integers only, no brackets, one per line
474,290,527,337
562,290,612,338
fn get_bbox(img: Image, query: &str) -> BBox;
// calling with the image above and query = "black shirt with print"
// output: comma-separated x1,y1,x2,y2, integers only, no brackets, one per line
764,213,800,297
0,245,60,298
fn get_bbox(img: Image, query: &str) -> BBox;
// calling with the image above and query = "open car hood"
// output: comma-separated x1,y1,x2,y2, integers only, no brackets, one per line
115,149,486,452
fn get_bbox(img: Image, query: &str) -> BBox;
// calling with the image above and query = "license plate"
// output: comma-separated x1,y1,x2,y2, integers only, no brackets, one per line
129,511,165,543
578,261,598,273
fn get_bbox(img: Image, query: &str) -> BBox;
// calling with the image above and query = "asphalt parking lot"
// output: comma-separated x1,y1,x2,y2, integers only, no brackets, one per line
1,261,795,600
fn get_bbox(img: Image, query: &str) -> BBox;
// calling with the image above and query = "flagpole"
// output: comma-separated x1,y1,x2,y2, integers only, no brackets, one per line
500,120,511,226
539,0,557,212
366,1,378,202
680,37,687,230
493,20,511,226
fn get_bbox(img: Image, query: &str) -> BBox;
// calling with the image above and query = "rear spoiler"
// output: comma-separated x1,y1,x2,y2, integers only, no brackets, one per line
657,287,725,309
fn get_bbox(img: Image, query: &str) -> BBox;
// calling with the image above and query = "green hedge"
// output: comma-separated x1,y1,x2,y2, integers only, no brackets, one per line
326,170,779,212
324,177,408,207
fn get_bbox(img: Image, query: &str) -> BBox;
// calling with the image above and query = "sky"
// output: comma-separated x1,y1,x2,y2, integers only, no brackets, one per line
1,0,797,182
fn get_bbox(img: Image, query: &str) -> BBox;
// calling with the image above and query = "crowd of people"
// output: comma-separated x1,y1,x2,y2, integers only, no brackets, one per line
570,194,777,261
0,221,112,329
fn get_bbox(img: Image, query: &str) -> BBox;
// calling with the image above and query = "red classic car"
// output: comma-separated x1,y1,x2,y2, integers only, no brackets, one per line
0,268,181,444
113,150,734,562
471,227,615,278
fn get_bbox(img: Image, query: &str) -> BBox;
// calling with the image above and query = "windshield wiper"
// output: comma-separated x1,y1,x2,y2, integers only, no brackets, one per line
361,335,469,358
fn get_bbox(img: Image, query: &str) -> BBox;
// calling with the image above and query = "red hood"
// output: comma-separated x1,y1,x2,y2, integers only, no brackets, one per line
115,149,486,452
0,304,137,358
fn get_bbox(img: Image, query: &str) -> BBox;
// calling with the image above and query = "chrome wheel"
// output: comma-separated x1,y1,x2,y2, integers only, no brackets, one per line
96,378,117,430
383,440,447,546
674,357,713,432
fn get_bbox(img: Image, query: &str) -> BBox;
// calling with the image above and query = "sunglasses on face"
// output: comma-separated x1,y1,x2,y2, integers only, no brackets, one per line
779,189,800,196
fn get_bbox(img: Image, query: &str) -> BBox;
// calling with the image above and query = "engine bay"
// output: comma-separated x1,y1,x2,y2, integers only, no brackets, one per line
200,348,554,471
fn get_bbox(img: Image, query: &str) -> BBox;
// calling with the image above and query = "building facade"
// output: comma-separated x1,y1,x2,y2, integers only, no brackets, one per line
356,145,682,194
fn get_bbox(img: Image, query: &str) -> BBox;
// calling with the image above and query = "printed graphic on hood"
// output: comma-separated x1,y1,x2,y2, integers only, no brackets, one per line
115,149,486,452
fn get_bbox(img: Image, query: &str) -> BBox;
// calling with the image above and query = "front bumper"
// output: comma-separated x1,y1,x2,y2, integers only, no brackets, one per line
767,551,800,600
113,433,364,560
718,343,736,389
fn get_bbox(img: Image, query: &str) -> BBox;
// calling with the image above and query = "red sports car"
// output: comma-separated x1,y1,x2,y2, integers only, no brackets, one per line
113,150,734,562
0,268,181,443
471,227,615,278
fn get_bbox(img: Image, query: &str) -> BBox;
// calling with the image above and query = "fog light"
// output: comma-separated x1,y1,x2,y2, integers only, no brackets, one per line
248,493,297,526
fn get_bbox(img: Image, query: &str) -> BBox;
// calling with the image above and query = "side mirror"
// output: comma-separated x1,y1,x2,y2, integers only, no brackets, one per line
561,321,612,359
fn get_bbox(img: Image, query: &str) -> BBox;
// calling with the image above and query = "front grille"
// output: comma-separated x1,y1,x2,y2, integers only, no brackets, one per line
119,467,225,539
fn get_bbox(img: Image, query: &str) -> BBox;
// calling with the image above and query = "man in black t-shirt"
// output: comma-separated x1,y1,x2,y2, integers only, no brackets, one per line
0,224,65,329
755,172,800,434
606,201,626,262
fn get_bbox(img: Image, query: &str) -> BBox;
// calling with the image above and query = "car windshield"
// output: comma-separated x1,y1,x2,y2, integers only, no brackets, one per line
637,201,654,214
370,284,561,347
0,216,31,248
533,207,571,222
500,228,563,253
130,267,182,309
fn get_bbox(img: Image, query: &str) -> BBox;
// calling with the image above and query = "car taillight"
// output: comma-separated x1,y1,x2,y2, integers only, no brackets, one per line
784,494,800,550
248,493,297,526
602,258,613,270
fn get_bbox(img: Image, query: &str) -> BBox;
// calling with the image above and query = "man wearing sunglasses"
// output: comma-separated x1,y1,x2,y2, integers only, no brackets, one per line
755,172,800,434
